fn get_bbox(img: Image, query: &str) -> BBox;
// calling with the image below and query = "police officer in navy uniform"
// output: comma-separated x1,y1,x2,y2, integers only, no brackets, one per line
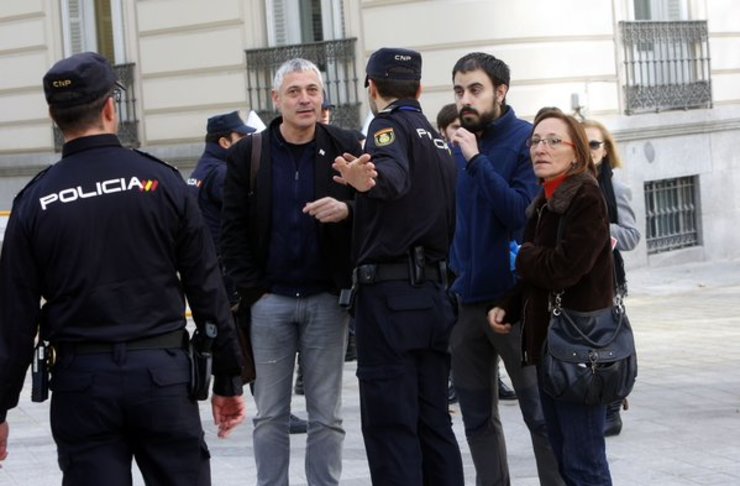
188,111,255,303
333,47,464,486
0,52,246,485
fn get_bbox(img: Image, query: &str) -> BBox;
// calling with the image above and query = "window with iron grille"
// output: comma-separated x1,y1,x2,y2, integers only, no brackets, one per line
619,20,712,114
644,176,700,254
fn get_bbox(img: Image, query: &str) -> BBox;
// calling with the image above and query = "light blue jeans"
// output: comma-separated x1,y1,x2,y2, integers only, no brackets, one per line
250,292,348,486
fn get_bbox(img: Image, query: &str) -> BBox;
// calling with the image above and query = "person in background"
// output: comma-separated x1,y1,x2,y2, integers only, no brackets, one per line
448,52,562,486
0,51,245,484
489,110,615,485
221,57,361,486
582,118,641,437
333,47,464,485
321,97,335,125
188,111,254,303
436,102,462,143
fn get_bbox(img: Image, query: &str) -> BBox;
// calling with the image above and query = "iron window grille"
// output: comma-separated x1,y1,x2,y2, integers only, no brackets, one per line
244,38,361,129
620,21,712,114
53,62,139,151
644,175,700,254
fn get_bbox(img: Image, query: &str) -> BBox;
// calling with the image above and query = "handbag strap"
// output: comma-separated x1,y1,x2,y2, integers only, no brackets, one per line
557,305,626,348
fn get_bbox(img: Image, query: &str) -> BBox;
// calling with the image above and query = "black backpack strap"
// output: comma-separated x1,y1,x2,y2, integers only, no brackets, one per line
249,132,262,193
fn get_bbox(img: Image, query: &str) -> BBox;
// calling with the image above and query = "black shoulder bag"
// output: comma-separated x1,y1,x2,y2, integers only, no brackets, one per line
234,132,262,385
539,213,638,406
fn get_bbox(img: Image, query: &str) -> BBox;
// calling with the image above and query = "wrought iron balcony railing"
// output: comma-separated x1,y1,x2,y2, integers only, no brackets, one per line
53,62,140,151
244,38,361,129
620,21,712,115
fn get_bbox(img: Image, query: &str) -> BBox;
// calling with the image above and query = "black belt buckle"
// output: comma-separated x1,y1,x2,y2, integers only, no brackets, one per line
356,264,377,285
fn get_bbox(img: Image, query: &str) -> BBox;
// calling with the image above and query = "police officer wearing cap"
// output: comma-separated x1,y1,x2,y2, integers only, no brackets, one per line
333,47,464,486
0,52,246,485
188,111,255,303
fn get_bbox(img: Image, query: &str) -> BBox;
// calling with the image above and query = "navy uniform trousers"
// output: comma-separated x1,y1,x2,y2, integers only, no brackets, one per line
49,345,210,486
354,279,464,486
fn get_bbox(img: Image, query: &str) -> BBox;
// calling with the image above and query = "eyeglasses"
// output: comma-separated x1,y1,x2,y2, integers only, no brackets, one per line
589,140,605,150
526,137,576,150
111,88,123,103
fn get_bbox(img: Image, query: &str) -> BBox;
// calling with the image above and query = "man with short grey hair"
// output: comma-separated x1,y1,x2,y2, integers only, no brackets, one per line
221,58,361,485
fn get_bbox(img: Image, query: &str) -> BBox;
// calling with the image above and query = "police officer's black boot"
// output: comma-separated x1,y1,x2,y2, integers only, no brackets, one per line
604,399,624,436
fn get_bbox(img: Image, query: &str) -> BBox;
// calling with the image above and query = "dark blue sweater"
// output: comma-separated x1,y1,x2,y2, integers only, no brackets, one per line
265,131,331,297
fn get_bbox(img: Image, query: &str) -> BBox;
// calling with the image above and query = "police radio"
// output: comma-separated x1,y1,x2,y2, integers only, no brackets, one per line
31,342,50,403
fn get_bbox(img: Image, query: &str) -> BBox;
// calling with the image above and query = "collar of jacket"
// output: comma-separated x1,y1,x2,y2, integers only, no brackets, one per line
525,172,598,219
480,105,515,138
202,141,229,161
378,98,422,115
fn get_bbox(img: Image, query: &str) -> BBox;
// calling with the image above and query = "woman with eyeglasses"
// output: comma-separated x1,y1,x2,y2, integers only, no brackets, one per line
582,119,641,438
487,109,615,485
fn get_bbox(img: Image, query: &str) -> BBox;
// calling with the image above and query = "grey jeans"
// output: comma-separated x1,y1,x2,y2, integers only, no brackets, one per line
250,292,349,486
450,302,564,486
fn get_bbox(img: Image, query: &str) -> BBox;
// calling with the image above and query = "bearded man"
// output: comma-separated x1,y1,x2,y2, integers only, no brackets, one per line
447,52,565,486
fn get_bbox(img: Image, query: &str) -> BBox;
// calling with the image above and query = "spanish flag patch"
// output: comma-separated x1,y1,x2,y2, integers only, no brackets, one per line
373,128,395,147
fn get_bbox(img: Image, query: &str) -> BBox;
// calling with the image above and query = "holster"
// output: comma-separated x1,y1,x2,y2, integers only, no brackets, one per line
31,341,50,403
189,322,217,400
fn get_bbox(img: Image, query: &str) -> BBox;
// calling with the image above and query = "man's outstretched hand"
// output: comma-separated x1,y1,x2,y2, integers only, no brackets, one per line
332,152,376,192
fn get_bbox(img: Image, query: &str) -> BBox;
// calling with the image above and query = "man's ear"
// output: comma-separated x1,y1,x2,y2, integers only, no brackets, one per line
218,135,232,150
496,84,508,104
102,96,116,123
368,79,377,99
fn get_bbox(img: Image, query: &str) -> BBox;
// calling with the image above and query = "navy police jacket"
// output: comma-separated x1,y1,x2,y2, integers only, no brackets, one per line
0,134,243,420
353,99,456,265
187,142,230,252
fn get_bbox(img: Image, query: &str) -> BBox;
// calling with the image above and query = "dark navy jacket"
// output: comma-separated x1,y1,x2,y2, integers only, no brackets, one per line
188,142,230,251
449,106,539,304
353,99,456,265
0,134,243,420
221,118,361,306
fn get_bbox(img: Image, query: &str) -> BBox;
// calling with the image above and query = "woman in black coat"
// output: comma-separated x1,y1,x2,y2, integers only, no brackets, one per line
488,110,615,485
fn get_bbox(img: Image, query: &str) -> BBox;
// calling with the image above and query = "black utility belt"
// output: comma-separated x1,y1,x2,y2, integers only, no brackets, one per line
53,329,187,356
353,261,447,286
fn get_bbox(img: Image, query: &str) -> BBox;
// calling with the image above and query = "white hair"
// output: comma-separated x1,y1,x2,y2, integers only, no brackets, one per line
272,58,323,91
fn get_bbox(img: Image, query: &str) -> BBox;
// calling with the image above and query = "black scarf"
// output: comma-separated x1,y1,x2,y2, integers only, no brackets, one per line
596,161,627,290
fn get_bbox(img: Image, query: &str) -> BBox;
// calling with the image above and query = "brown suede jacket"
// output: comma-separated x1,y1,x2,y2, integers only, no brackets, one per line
502,172,615,365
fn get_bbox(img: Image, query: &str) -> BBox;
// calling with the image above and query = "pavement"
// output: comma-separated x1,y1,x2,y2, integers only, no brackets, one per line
2,258,740,485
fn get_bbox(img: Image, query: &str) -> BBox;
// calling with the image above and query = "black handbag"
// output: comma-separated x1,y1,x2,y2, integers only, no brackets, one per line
540,291,637,405
539,212,638,406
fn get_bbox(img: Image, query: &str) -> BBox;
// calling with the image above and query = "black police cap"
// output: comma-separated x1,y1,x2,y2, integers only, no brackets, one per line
43,52,123,107
206,111,255,136
365,47,422,87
